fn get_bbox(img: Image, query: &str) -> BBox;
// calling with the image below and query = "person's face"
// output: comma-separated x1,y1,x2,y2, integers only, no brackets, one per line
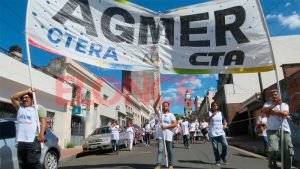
211,103,218,111
21,94,33,106
271,92,279,101
162,102,169,112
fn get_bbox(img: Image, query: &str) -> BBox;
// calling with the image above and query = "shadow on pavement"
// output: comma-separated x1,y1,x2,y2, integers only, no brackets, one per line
59,163,194,169
76,149,112,158
232,153,258,159
178,160,215,165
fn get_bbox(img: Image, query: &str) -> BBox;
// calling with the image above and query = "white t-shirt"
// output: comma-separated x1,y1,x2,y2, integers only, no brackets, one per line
189,122,196,132
195,121,200,129
17,106,38,142
145,123,152,133
156,112,176,142
257,116,267,136
208,111,226,137
110,125,120,140
200,121,208,129
263,101,290,132
181,121,189,135
125,127,134,140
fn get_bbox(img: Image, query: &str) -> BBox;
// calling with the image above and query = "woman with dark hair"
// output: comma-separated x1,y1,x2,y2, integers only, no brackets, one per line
207,102,228,166
109,119,120,155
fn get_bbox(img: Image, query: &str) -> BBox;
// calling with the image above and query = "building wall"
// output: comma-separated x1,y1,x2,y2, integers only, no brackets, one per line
227,103,241,123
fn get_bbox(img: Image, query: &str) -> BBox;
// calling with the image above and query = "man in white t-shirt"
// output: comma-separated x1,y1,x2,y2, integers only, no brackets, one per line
11,88,47,169
207,102,228,166
144,120,152,146
262,89,294,169
181,116,190,149
189,119,196,144
153,95,177,169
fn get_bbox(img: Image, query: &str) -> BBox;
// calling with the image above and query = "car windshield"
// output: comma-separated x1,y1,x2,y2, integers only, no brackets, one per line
91,127,110,135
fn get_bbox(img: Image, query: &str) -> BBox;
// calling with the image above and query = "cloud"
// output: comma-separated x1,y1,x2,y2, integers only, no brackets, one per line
201,74,218,80
187,78,203,88
162,87,177,94
266,13,300,30
285,2,291,7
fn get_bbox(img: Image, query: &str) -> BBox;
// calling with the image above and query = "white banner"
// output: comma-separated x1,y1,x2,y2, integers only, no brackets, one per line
27,0,274,74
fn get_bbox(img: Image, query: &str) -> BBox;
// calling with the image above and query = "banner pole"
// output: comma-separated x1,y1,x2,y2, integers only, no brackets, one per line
156,67,169,168
255,0,284,168
25,0,42,147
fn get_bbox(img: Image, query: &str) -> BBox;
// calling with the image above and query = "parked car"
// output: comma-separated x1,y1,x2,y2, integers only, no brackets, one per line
0,118,60,169
82,126,127,152
132,124,143,145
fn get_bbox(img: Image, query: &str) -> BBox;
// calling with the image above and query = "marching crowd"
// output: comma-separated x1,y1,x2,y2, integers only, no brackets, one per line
11,88,294,169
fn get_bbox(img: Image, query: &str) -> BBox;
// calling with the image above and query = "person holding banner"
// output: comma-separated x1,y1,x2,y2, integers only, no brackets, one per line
153,95,177,169
10,88,47,169
207,102,228,166
262,89,294,169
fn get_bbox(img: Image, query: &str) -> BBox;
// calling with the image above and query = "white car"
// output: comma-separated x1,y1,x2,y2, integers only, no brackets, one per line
82,126,127,152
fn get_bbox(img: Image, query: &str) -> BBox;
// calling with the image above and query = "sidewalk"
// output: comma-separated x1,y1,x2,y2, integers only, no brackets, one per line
60,146,83,162
227,135,265,156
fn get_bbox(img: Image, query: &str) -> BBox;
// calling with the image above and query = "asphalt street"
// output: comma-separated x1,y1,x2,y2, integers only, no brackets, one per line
59,140,269,169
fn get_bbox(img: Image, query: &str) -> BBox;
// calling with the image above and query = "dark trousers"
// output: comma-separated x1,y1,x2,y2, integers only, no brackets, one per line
17,138,42,169
145,132,151,145
183,135,189,147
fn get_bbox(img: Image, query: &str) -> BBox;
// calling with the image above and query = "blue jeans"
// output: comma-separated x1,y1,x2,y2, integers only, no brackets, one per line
156,139,173,166
260,136,268,154
111,140,119,152
210,135,228,162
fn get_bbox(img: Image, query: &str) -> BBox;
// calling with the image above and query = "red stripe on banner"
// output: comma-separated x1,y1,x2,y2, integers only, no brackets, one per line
28,38,65,56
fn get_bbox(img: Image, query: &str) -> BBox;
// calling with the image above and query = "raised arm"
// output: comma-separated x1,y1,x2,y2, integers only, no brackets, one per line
153,95,161,114
10,88,33,108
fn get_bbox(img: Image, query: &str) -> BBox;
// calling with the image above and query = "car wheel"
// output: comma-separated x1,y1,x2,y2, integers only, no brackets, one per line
44,151,58,169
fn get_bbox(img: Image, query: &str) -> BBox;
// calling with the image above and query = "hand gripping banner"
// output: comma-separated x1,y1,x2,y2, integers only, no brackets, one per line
26,0,274,74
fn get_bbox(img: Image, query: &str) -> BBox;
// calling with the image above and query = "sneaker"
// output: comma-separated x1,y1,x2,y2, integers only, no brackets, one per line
154,165,161,169
215,161,221,166
221,157,228,165
168,165,173,169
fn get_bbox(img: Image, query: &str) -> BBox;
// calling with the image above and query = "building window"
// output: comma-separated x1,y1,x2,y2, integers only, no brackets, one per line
0,102,17,118
103,94,109,100
47,111,55,130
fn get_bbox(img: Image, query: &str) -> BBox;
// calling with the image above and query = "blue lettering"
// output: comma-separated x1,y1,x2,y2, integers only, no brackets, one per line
103,47,118,61
26,116,32,120
65,32,76,48
89,43,103,58
75,38,88,54
48,28,62,44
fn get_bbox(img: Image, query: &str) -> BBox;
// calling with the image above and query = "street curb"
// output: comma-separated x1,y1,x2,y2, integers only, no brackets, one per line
228,145,267,160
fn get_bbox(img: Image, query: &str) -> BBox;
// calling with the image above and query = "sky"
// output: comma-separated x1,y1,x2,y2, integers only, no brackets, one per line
0,0,300,114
